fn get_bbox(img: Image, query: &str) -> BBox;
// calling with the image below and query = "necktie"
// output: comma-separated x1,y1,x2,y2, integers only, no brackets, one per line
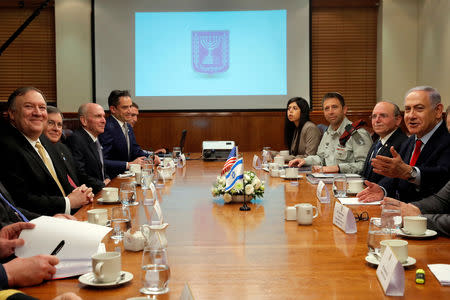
96,140,105,180
409,139,423,166
0,192,29,222
371,140,382,159
122,123,130,159
35,141,66,197
363,140,382,178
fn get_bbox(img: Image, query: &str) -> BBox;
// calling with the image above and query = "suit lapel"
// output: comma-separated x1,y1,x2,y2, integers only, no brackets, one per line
416,122,446,166
110,116,128,158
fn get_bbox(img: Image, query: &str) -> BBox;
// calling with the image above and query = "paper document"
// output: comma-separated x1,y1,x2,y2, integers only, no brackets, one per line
338,197,381,205
311,173,361,178
15,216,111,279
428,264,450,286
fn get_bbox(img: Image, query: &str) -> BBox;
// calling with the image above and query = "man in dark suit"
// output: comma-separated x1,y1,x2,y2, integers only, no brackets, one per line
358,86,450,203
99,90,154,178
362,101,408,183
0,181,39,227
44,106,79,188
0,87,92,216
67,103,110,194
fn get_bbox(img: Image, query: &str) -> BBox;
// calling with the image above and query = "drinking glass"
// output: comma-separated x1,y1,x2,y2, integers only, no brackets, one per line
140,248,170,295
333,175,347,197
120,182,138,206
110,206,131,240
367,217,392,257
153,167,166,189
141,165,154,190
172,147,181,159
380,204,402,233
262,147,272,165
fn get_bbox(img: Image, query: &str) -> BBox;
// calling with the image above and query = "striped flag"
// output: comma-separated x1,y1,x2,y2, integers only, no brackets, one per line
221,146,237,175
225,158,243,192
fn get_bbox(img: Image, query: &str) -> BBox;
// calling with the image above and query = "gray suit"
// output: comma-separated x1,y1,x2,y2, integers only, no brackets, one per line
412,180,450,236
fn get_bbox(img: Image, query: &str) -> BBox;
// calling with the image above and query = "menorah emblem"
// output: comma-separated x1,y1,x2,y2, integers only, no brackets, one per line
192,30,229,74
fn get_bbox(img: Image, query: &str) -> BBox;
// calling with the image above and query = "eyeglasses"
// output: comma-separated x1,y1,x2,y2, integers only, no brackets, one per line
354,211,369,222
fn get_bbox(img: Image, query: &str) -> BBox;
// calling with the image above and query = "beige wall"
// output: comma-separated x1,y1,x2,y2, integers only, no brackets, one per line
55,0,92,112
55,1,450,112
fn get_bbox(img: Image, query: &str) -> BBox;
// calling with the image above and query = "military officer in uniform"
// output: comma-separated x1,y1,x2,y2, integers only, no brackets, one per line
288,92,372,174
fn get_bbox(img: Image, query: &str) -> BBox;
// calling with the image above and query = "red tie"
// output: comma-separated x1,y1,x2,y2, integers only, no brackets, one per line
409,139,423,166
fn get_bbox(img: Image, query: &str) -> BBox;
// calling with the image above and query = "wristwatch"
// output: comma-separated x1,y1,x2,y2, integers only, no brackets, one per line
408,167,418,181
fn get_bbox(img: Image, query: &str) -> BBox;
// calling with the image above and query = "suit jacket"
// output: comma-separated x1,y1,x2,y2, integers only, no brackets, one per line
54,142,79,187
67,128,106,194
0,181,40,228
99,116,146,178
362,127,408,183
291,121,322,159
412,180,450,236
0,123,75,216
379,121,450,202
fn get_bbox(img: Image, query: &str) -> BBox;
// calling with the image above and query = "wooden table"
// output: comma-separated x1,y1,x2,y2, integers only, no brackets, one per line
21,153,450,299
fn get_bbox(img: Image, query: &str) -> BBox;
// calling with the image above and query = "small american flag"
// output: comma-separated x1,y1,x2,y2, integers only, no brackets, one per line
221,146,237,175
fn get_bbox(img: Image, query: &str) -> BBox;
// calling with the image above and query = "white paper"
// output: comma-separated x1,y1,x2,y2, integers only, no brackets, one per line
311,173,361,178
15,216,111,278
153,199,163,224
180,282,196,300
428,264,450,286
316,180,330,203
376,246,405,296
333,201,357,234
338,197,381,205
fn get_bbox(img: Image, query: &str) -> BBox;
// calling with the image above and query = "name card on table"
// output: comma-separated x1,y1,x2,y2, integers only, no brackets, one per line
316,180,330,203
333,201,357,234
180,282,196,300
252,155,262,170
376,246,405,296
152,199,164,225
179,153,186,168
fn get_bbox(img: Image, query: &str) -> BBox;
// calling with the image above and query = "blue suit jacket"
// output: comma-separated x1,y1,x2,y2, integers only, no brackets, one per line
379,121,450,202
99,116,146,178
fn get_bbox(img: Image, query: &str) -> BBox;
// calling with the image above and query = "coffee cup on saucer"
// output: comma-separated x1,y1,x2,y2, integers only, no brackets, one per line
285,168,298,179
403,216,427,235
129,164,141,173
102,187,118,202
87,208,108,226
380,239,408,263
92,252,121,283
274,156,284,166
347,179,365,194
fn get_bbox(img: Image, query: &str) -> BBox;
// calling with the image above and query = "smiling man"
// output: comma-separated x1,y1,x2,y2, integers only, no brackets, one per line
358,86,450,203
289,92,372,174
361,101,408,183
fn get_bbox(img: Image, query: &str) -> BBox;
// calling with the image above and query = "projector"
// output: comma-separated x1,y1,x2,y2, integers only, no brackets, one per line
202,141,235,160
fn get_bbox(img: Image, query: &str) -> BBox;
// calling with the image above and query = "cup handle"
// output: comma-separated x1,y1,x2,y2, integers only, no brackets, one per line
94,262,104,280
312,206,319,219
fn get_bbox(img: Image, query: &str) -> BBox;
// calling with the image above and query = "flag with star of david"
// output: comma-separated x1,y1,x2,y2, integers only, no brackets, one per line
225,158,243,192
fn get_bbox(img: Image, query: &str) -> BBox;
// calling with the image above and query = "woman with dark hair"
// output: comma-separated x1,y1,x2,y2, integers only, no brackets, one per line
284,97,321,159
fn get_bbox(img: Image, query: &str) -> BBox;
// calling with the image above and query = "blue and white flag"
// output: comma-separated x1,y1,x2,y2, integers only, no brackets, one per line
225,158,243,192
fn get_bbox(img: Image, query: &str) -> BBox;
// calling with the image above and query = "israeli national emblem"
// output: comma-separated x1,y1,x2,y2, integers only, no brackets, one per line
192,30,229,74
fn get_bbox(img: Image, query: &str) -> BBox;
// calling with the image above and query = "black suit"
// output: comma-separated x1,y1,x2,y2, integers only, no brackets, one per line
0,181,40,228
67,128,106,194
362,128,408,183
54,142,79,187
0,123,76,216
379,121,450,202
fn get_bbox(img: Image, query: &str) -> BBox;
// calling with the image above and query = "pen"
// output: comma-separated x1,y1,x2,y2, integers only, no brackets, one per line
50,240,65,256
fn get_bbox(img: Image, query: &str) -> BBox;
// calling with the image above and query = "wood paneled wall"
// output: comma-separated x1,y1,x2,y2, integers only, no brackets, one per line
63,111,374,154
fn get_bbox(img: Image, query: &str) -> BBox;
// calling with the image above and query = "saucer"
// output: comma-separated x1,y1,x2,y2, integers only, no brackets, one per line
280,174,303,179
397,229,437,239
79,271,133,287
97,198,120,204
365,255,416,267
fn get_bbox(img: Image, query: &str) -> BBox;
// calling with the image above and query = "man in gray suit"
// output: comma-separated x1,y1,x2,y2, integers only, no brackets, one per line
382,180,450,236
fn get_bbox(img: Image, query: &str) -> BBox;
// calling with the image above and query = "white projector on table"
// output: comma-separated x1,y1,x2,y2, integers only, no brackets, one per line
202,141,235,160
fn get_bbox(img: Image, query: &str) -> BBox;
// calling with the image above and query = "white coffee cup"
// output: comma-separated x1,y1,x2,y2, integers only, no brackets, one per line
92,252,121,283
279,150,289,157
274,156,284,166
347,179,365,194
285,168,298,179
135,170,142,185
380,239,408,263
102,187,119,202
403,216,427,235
295,203,319,225
87,208,108,226
268,163,278,170
129,164,141,173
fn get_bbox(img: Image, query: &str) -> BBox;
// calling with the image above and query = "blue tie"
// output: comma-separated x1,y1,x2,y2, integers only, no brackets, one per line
371,140,382,159
0,192,29,222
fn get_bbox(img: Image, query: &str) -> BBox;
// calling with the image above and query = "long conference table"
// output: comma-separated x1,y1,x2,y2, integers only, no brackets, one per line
21,153,450,299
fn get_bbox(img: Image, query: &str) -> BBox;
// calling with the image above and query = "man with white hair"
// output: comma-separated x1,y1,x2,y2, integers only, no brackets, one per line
358,86,450,203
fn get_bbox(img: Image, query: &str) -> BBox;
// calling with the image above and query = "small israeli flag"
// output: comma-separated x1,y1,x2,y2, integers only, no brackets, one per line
225,158,244,192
